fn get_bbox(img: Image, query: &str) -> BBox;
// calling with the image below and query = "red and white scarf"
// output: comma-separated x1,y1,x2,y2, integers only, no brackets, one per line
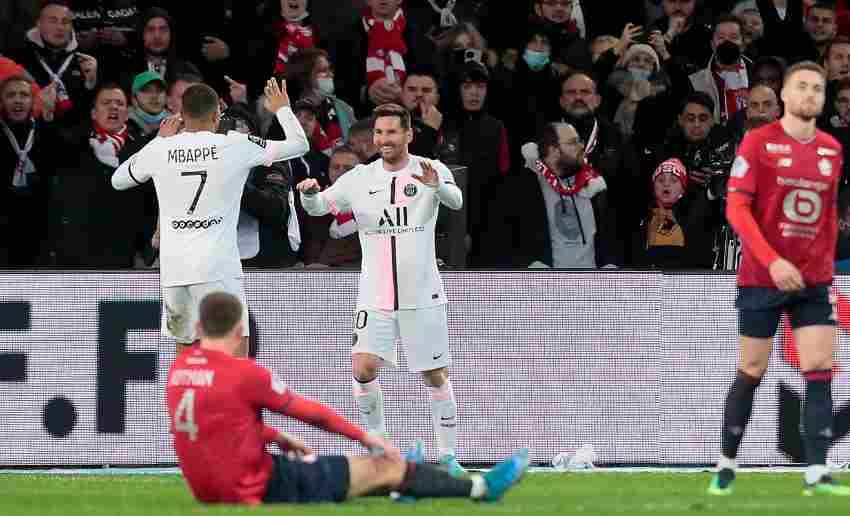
90,122,129,168
1,119,36,187
534,159,600,196
37,52,76,116
330,211,357,239
713,61,749,121
362,7,408,87
273,19,315,75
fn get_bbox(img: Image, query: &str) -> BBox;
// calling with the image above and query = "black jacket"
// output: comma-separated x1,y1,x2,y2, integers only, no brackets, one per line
0,118,52,267
754,0,819,65
439,110,509,266
11,31,96,126
630,196,719,269
649,17,714,76
42,121,153,268
240,164,298,268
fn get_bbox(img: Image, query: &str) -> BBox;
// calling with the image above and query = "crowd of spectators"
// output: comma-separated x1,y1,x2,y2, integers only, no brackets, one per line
4,0,850,271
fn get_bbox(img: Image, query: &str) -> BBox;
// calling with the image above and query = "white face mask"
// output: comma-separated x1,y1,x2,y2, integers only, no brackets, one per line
317,77,335,97
627,67,652,82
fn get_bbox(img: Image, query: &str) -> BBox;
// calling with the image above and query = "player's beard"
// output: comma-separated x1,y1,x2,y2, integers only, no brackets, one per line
381,143,407,165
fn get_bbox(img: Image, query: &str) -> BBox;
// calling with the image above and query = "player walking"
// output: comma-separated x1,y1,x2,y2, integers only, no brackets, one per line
166,292,528,505
708,62,850,496
296,103,466,475
112,78,308,357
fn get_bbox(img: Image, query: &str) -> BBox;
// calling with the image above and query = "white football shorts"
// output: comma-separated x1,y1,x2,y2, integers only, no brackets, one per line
162,278,249,343
351,304,451,372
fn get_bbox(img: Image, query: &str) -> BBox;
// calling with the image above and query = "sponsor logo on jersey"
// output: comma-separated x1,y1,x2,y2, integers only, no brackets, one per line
778,158,793,167
818,147,839,157
171,217,224,230
765,143,792,154
248,135,267,148
731,156,749,178
404,183,418,197
819,158,833,176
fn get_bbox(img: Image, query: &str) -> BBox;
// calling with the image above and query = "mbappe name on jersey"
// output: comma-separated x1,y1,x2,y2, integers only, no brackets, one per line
167,146,220,164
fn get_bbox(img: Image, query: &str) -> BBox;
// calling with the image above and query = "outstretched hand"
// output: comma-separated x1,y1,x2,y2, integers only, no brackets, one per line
263,78,290,113
412,161,439,187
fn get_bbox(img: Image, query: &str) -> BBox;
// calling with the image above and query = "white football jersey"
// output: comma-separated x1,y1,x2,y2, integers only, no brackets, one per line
113,107,308,286
301,155,462,310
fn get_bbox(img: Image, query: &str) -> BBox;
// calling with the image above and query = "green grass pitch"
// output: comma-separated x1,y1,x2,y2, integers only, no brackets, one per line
3,472,850,515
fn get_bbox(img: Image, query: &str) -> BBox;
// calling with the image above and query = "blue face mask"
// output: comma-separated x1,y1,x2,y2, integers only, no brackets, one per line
628,67,652,82
523,50,550,71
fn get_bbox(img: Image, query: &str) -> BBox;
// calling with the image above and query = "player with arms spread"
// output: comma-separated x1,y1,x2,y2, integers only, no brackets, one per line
111,78,308,357
296,103,466,475
708,61,850,497
166,292,528,505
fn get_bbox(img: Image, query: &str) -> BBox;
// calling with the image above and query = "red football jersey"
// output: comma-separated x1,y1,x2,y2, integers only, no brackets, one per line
728,120,842,287
166,347,365,504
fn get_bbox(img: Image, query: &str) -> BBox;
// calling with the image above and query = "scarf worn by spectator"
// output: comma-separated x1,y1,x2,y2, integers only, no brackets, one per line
362,6,408,87
0,119,36,187
273,12,315,75
534,159,602,197
90,122,129,168
330,211,357,239
713,61,749,121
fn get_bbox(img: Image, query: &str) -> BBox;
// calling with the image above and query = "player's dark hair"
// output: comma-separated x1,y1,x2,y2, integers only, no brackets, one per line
809,1,837,14
199,292,243,338
349,116,375,136
713,13,743,34
560,70,598,93
182,84,219,121
823,36,850,65
331,144,360,162
680,91,715,115
94,82,128,104
373,103,411,130
40,0,71,11
403,70,439,89
783,61,827,87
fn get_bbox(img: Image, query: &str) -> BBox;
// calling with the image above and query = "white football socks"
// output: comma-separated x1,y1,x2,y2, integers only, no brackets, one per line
352,377,385,435
429,380,458,457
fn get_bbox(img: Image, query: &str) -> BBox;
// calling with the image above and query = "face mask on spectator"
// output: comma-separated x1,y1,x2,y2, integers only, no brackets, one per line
523,50,550,71
715,41,742,66
317,77,335,97
628,67,652,82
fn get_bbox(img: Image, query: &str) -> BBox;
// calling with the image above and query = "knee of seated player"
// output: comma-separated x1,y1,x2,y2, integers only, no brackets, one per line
352,353,381,382
738,358,769,379
421,367,448,387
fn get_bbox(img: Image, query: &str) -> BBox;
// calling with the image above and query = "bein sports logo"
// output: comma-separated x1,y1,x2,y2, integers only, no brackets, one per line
171,217,223,230
777,288,850,461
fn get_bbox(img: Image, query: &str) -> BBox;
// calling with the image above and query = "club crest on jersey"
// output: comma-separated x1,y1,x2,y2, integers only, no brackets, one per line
819,158,833,176
765,143,791,154
731,156,749,178
818,147,839,157
404,183,417,197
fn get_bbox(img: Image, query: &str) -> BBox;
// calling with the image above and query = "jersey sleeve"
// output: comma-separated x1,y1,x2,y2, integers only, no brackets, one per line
233,107,309,168
432,160,463,210
241,363,366,443
300,167,357,216
112,143,155,190
727,132,759,196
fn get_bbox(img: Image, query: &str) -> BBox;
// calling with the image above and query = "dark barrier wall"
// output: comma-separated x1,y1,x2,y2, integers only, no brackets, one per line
1,271,850,466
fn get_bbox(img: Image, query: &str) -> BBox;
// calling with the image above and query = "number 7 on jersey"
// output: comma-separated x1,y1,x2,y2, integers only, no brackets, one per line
181,170,207,215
